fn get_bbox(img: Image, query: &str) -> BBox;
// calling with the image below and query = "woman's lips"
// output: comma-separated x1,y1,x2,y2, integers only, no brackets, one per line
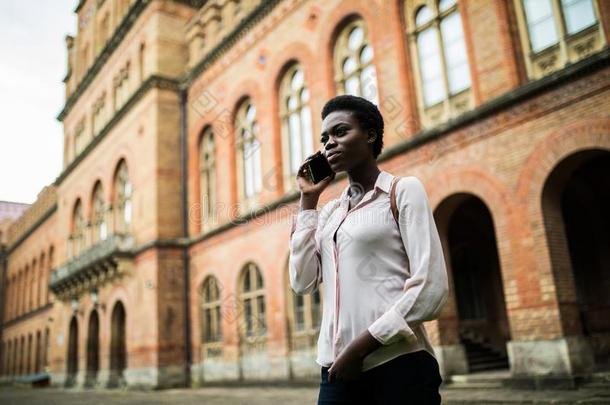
327,152,341,163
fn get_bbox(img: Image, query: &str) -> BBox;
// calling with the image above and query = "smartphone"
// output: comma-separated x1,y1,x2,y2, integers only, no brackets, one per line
307,152,335,184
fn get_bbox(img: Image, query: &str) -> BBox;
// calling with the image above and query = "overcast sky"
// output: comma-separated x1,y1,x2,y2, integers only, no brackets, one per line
0,1,75,204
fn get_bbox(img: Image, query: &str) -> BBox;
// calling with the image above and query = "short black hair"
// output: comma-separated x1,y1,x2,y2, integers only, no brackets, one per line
321,95,384,158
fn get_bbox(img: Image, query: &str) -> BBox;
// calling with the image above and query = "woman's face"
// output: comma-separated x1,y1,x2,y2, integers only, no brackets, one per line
320,110,374,172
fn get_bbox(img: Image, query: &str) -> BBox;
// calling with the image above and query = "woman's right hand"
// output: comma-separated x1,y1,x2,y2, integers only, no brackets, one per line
296,151,336,198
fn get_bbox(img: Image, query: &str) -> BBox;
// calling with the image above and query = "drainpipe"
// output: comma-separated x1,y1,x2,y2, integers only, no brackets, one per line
179,88,192,386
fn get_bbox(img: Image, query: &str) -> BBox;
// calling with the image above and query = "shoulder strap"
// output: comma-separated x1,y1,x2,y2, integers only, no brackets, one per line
390,176,400,225
390,175,412,279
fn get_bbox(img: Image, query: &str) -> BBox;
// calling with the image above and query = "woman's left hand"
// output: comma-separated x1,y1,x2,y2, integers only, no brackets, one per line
327,347,364,383
327,330,382,383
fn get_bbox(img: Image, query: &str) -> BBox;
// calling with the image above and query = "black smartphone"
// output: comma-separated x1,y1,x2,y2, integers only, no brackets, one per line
307,152,335,184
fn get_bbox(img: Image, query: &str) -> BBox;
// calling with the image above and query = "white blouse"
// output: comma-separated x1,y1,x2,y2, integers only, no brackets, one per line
289,170,449,371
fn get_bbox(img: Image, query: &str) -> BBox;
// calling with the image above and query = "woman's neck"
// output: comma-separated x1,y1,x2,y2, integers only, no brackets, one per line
347,159,380,196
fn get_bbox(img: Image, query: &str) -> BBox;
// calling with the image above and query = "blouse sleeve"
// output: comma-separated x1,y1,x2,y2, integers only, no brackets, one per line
367,176,449,345
288,199,337,295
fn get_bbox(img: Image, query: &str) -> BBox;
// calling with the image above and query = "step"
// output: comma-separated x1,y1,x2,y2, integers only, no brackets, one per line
469,362,510,372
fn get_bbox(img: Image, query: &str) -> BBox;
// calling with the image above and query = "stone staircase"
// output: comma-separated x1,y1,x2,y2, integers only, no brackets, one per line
460,333,509,373
444,369,510,389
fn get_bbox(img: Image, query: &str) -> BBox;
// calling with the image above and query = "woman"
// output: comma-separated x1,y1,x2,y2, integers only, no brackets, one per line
289,95,449,404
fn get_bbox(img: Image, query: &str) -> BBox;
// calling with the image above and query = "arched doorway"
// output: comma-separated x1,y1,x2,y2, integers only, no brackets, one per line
109,302,126,387
86,310,100,386
66,316,78,387
436,194,510,372
542,149,610,366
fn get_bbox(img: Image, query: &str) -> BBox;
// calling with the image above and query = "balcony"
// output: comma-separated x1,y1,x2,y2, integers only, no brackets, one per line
50,233,135,299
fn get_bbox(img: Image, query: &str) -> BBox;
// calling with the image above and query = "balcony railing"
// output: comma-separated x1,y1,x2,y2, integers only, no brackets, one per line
50,233,135,299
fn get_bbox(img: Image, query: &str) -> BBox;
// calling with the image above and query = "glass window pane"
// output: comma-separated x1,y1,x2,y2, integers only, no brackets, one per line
253,139,262,192
529,17,559,52
562,0,596,34
347,26,364,51
441,12,471,94
256,296,266,334
124,200,131,224
415,6,434,26
444,41,467,65
423,78,446,106
342,57,357,75
360,65,379,105
215,306,222,340
300,88,309,103
440,11,462,44
418,27,440,59
447,62,471,94
243,143,253,197
244,299,252,336
288,95,298,111
439,0,457,12
345,76,360,96
523,0,554,23
300,106,314,158
418,28,446,105
291,69,304,90
360,45,373,64
289,113,301,174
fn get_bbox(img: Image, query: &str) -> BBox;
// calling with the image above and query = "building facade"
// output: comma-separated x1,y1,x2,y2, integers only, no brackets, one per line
1,0,609,389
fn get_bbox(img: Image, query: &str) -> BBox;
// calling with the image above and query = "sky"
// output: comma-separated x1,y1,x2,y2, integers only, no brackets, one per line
0,1,75,204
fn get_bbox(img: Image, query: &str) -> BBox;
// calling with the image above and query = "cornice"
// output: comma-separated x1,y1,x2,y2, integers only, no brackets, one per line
182,0,281,88
1,303,53,329
58,0,150,122
6,205,57,255
54,75,180,186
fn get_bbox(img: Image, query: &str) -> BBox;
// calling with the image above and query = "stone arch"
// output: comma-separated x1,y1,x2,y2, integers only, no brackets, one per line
85,309,100,386
66,315,79,387
109,300,127,387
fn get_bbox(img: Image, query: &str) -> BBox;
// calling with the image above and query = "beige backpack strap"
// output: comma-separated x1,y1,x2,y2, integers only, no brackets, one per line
390,176,400,225
390,175,412,278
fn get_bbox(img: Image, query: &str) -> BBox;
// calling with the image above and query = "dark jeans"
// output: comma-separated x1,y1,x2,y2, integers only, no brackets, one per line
317,350,442,405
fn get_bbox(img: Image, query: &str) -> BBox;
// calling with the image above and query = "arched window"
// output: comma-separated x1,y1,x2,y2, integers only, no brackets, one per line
38,252,45,309
279,64,314,190
47,246,54,304
239,263,266,338
92,182,107,244
406,0,472,126
3,278,10,320
30,259,37,311
71,199,85,257
516,0,602,79
200,276,222,344
414,0,470,106
286,269,322,350
333,19,379,105
235,99,262,202
113,160,132,234
199,126,216,231
22,266,29,315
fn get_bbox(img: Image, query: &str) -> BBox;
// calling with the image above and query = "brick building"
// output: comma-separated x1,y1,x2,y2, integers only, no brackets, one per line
1,0,609,389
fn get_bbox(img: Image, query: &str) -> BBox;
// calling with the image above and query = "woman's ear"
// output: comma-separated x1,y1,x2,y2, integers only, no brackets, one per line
367,129,376,143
